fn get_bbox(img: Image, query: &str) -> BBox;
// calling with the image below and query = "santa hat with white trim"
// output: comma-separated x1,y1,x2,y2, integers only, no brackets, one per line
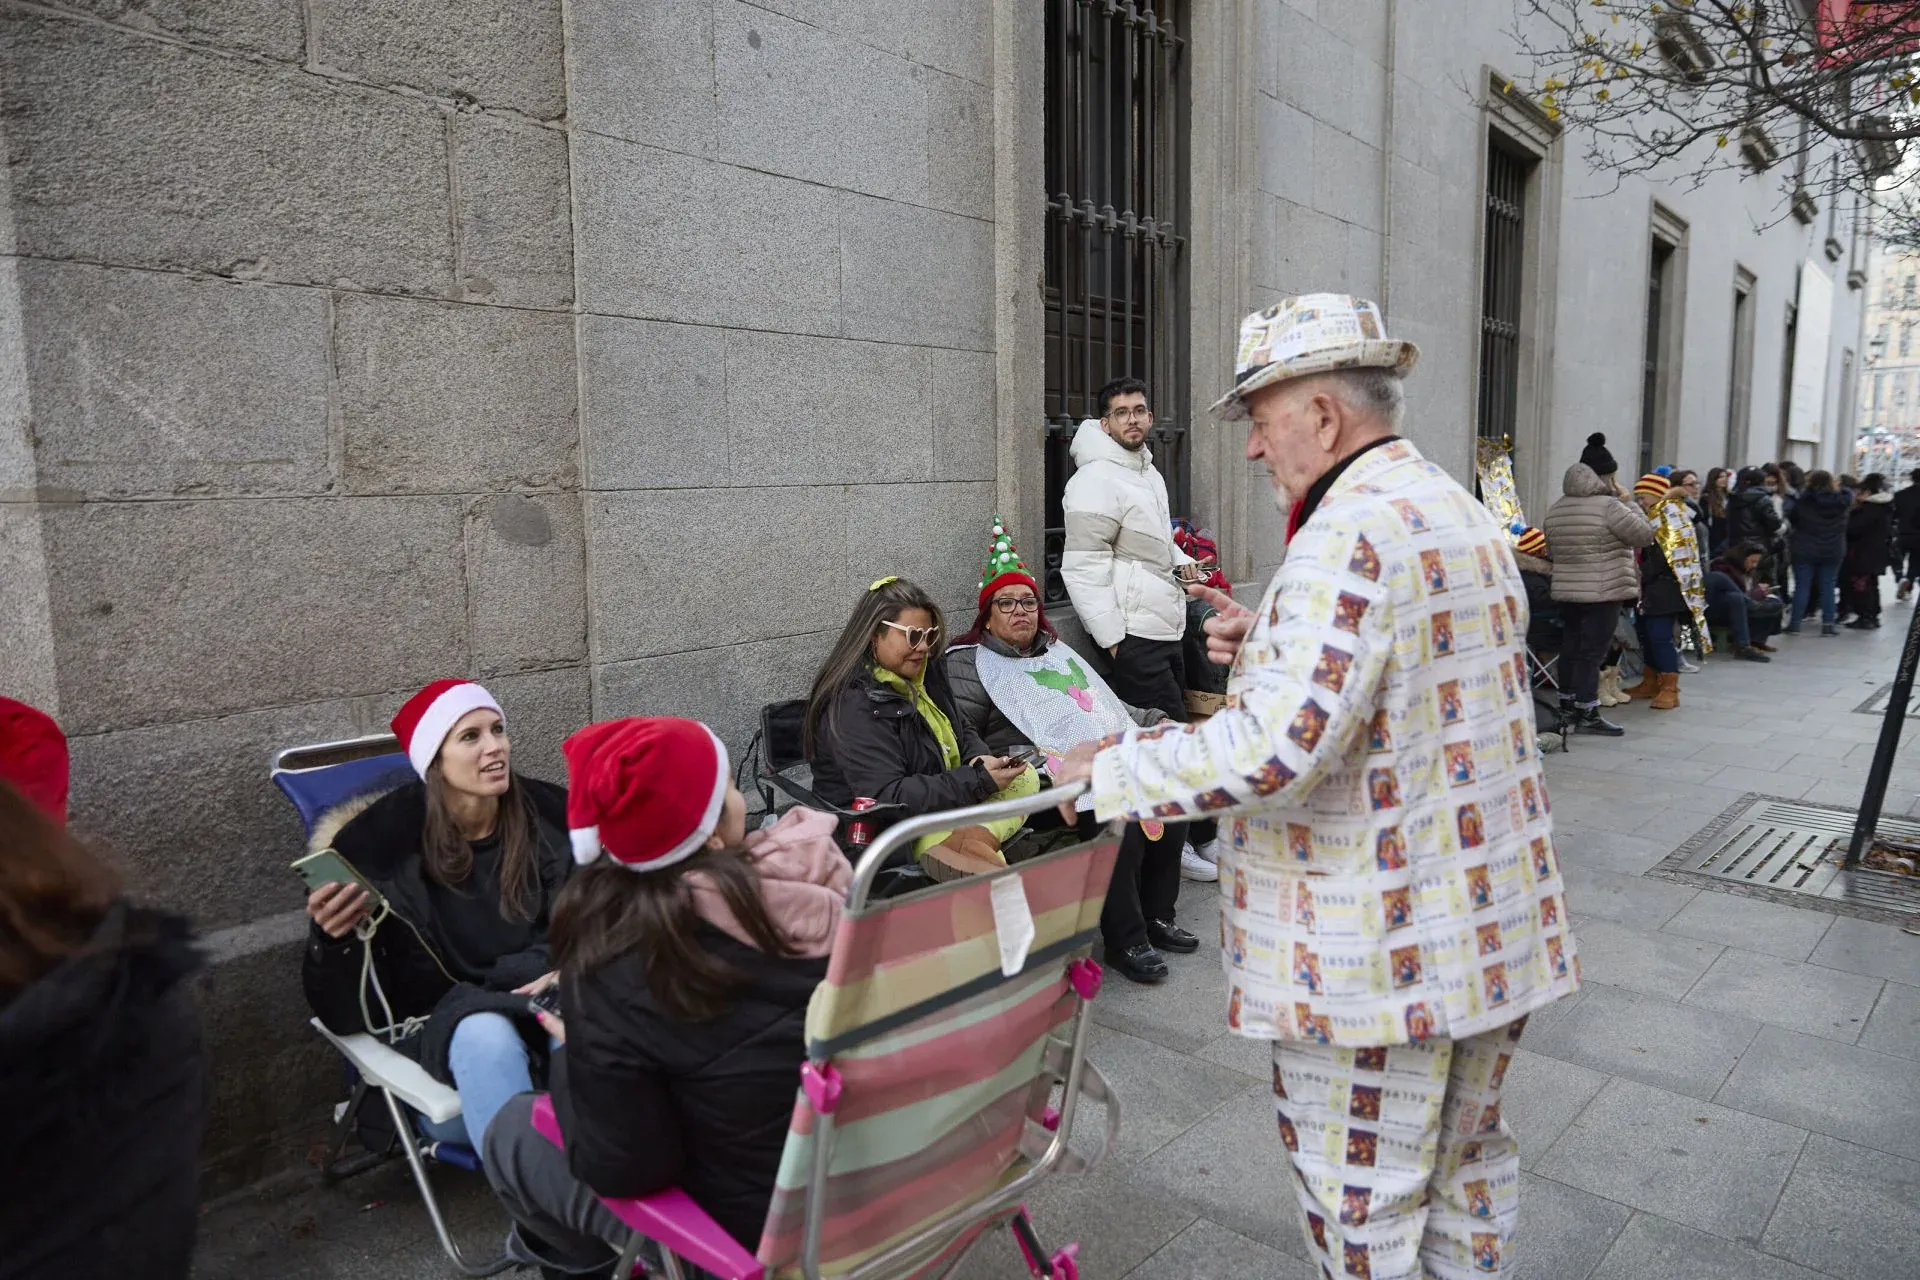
390,679,505,780
563,717,732,872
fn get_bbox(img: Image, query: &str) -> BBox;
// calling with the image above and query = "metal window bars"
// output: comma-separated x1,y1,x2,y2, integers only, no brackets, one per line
1042,0,1190,605
1477,139,1530,455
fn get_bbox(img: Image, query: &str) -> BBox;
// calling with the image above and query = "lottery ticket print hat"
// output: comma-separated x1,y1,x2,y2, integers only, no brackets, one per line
1209,293,1420,421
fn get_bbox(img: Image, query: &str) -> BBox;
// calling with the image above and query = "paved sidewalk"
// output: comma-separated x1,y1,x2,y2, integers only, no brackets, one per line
195,615,1920,1280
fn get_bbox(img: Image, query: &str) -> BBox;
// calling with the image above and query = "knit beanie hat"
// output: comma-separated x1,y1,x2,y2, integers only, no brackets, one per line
0,696,70,824
977,515,1039,609
1634,473,1672,501
1514,527,1549,559
563,717,731,872
390,680,504,779
1579,432,1618,478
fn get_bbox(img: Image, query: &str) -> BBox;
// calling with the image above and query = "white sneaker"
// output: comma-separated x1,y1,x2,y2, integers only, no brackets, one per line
1180,843,1219,882
1678,658,1701,674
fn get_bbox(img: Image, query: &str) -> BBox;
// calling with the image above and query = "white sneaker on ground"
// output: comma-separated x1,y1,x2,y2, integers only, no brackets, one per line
1180,843,1220,882
1678,658,1701,674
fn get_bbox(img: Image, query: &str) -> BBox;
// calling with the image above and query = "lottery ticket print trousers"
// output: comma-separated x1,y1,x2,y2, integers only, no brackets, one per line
1271,1017,1527,1280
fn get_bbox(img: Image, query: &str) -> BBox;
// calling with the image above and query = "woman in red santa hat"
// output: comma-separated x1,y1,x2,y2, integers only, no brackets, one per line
480,716,846,1274
301,678,575,1161
1,697,208,1280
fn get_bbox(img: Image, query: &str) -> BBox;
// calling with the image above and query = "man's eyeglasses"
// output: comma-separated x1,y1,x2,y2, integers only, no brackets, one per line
993,596,1041,614
881,620,942,649
1105,407,1153,424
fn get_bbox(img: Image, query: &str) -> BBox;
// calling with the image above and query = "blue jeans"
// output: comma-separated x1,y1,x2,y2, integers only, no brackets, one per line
1643,614,1680,674
416,1012,534,1159
1791,558,1841,628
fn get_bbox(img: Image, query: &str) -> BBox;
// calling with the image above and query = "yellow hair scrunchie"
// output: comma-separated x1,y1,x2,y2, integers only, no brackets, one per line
869,575,898,592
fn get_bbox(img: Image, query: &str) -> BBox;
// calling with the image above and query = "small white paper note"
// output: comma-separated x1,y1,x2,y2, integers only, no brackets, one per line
990,871,1036,977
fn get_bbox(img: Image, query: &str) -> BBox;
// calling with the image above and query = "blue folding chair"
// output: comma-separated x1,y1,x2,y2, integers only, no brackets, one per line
273,735,512,1277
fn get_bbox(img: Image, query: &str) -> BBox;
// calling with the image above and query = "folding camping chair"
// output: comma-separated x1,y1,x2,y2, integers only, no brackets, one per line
531,781,1122,1280
272,735,514,1277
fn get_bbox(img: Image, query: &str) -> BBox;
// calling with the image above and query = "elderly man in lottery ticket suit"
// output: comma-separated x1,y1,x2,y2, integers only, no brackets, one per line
1055,295,1580,1280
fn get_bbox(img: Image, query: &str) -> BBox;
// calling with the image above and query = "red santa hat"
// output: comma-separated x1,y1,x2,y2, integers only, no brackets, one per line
0,696,70,824
563,717,731,872
390,679,505,779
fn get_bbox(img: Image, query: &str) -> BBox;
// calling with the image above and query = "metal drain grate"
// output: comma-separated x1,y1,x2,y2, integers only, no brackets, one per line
1650,794,1920,925
1852,684,1920,719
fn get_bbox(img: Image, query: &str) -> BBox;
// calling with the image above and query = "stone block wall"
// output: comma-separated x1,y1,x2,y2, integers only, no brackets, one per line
0,0,998,1191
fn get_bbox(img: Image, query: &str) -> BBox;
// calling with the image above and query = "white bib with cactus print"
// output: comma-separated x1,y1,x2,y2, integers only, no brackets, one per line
973,642,1136,811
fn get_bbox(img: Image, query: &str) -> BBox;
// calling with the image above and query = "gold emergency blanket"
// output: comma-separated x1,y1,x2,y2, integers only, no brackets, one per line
1474,439,1525,533
1650,493,1711,656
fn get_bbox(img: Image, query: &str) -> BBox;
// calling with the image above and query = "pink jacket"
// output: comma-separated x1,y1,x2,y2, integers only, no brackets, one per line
685,807,847,959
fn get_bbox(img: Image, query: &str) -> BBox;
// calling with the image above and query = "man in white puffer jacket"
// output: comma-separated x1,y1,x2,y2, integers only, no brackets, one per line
1061,377,1216,879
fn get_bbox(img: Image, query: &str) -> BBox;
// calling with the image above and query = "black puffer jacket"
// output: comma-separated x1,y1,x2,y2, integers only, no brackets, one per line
1,903,205,1280
1894,483,1920,551
1847,493,1895,579
302,776,574,1084
944,634,1163,754
808,665,997,827
1639,541,1687,618
553,928,826,1248
1727,485,1783,547
1788,489,1854,563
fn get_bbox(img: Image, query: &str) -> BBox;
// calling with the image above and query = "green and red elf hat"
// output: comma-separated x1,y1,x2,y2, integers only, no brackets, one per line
977,515,1039,609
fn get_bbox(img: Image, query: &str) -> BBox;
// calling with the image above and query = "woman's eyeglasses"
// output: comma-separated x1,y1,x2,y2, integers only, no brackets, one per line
993,596,1041,614
881,620,942,649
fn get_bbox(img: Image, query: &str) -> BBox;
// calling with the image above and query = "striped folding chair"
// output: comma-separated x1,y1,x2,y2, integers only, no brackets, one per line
531,782,1122,1280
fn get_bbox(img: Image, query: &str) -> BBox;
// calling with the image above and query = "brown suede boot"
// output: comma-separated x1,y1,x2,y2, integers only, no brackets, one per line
920,826,1007,881
1622,667,1661,700
1650,671,1680,710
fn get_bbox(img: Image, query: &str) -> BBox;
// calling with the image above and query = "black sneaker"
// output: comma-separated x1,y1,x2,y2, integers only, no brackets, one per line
1821,623,1840,636
1734,646,1771,662
1108,943,1168,984
1147,920,1200,954
1574,706,1625,737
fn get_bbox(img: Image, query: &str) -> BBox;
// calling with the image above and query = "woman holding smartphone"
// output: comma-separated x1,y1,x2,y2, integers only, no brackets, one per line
805,577,1034,881
301,679,574,1160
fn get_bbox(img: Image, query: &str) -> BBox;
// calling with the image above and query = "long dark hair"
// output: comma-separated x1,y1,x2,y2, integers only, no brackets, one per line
0,780,121,995
421,769,541,922
1703,467,1730,518
551,849,797,1023
804,578,948,757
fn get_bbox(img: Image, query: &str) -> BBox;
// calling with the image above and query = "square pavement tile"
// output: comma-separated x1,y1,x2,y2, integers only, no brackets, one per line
1761,1134,1920,1280
1858,980,1920,1059
1550,829,1682,876
1590,1211,1825,1280
1533,1077,1806,1244
1659,892,1836,961
1121,1218,1318,1280
1121,1087,1311,1257
1566,915,1723,998
1501,1049,1609,1171
1808,915,1920,987
1682,947,1884,1044
1091,943,1229,1055
948,1165,1196,1280
1514,1173,1632,1280
1559,867,1699,931
1522,983,1762,1101
1077,1024,1260,1166
1713,1025,1920,1158
1192,1029,1272,1081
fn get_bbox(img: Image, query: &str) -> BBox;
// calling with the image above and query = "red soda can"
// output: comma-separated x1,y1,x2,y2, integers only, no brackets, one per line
845,797,879,847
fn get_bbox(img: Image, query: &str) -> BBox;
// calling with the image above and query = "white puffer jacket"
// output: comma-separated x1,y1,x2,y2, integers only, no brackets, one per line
1060,419,1192,649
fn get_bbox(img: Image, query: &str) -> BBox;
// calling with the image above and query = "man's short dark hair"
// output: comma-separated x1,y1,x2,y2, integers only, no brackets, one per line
1096,377,1150,416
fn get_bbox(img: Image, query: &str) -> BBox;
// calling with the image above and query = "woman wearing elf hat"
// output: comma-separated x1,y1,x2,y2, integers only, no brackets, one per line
944,518,1197,984
480,717,843,1273
301,679,575,1160
805,577,1037,881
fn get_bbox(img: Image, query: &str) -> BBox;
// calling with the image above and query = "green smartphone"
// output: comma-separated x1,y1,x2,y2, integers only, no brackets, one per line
291,849,385,909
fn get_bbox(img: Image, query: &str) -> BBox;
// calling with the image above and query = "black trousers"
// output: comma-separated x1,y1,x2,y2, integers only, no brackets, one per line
1553,600,1619,708
1105,635,1218,849
1034,810,1179,952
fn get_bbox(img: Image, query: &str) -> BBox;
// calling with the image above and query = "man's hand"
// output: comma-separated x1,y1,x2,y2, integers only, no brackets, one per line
1189,583,1254,666
1051,742,1100,822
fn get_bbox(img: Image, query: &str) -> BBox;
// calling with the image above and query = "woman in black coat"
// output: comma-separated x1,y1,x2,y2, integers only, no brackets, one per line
301,680,575,1158
1844,474,1896,629
1786,471,1854,635
805,577,1032,878
1,733,206,1280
